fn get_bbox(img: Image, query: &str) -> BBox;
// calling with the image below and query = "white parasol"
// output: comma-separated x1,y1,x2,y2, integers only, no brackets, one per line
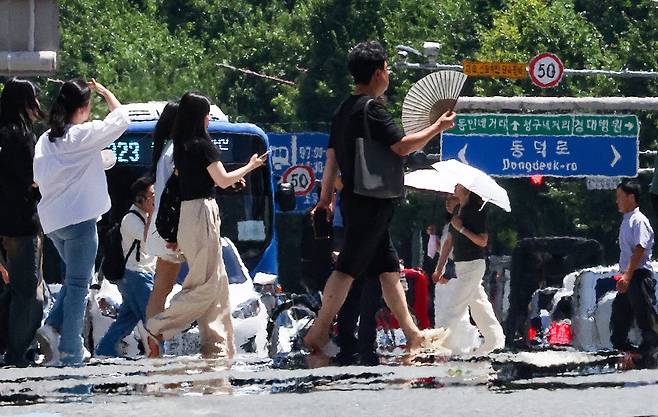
404,169,455,193
431,159,511,212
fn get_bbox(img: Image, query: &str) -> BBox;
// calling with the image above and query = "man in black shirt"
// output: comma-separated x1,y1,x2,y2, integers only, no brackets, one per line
304,40,456,353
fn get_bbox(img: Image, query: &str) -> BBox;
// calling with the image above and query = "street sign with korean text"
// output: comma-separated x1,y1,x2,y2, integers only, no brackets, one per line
441,113,639,177
463,60,527,79
268,132,329,212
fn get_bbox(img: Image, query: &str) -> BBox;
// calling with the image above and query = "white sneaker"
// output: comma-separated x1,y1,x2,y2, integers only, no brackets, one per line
83,347,92,362
36,325,60,366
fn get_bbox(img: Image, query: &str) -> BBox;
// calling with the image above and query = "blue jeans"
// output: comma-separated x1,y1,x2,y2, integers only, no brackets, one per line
45,218,98,366
96,269,154,357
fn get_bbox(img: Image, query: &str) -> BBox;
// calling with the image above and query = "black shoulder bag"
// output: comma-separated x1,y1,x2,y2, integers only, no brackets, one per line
353,99,404,199
155,172,181,243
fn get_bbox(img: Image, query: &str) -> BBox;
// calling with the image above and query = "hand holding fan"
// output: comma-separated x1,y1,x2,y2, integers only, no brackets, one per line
402,70,467,135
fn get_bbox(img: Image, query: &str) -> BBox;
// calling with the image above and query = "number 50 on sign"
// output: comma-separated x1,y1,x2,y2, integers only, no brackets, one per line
529,52,564,88
283,165,316,196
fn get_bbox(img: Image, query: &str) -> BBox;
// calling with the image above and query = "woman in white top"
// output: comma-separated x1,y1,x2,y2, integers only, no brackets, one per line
143,102,185,320
33,79,129,366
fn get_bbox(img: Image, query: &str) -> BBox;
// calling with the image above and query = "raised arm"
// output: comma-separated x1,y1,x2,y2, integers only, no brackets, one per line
390,111,456,156
90,79,121,112
207,153,266,189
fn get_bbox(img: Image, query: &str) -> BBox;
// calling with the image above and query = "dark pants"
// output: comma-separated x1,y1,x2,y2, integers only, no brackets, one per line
0,235,44,366
336,276,382,365
610,268,658,354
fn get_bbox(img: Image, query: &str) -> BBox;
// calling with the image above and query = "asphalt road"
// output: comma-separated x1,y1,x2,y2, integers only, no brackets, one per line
1,351,658,416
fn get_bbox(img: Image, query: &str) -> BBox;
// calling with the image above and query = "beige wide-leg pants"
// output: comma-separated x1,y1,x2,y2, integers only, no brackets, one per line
147,198,234,358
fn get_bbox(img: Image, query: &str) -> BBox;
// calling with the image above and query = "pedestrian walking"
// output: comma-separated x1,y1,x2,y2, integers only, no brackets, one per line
96,177,156,357
433,196,480,355
303,40,456,354
433,186,505,356
143,102,185,321
141,92,266,360
34,79,129,366
0,78,45,367
611,180,658,369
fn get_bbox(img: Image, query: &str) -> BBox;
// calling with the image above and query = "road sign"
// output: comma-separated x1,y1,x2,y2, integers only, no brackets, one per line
268,132,328,212
441,113,639,177
529,53,564,88
283,165,316,196
463,60,527,79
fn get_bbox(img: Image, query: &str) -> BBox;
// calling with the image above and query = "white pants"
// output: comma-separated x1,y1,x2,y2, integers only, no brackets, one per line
434,279,481,355
440,259,505,351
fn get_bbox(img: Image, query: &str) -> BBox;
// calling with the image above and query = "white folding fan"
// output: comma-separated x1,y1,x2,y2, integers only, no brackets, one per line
402,70,467,135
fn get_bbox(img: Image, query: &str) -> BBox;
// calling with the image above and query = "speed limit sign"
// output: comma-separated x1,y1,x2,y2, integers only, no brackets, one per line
282,165,315,196
529,52,564,88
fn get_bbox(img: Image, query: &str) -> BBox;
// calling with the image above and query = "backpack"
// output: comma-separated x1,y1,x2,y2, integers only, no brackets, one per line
100,210,145,283
156,172,181,243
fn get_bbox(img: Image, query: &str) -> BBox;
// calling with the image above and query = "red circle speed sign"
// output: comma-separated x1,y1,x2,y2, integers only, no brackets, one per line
528,52,564,88
282,165,315,196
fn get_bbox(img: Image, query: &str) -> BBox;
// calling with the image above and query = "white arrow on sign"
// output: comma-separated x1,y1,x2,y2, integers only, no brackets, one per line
624,122,634,131
610,144,621,167
510,121,520,131
458,143,469,164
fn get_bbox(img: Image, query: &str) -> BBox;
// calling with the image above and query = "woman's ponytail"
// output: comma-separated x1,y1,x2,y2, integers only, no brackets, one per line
48,79,91,142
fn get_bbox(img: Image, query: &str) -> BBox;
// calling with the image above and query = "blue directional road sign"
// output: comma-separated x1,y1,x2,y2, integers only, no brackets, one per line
268,132,329,212
441,114,639,177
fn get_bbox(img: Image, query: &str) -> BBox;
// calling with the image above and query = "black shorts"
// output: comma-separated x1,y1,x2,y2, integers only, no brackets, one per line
335,192,399,278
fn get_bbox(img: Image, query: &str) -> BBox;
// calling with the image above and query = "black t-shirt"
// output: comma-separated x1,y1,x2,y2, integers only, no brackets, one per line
450,199,488,262
0,125,40,236
174,137,222,201
328,95,405,196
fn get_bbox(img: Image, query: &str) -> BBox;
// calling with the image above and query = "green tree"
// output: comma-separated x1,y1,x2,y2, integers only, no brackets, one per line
56,0,214,110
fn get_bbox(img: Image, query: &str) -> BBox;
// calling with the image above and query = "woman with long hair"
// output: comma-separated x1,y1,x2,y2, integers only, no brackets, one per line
33,79,129,366
143,102,185,320
0,78,45,367
141,92,266,360
433,185,505,356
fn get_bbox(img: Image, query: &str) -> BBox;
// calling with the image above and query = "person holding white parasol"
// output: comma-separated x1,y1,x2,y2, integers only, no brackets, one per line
411,160,510,355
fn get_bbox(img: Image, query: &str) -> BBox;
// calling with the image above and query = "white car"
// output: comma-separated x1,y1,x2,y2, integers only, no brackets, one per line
79,237,268,358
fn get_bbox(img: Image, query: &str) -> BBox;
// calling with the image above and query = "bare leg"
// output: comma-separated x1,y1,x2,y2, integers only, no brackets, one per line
145,258,181,320
379,271,423,350
303,270,354,351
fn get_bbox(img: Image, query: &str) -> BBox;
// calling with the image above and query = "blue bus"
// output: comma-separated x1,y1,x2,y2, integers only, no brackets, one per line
101,103,293,278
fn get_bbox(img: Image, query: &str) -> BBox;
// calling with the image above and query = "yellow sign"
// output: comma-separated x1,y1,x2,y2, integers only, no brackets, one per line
463,60,527,79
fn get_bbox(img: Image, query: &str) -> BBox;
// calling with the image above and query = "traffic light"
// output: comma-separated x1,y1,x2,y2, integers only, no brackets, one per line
529,175,544,186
